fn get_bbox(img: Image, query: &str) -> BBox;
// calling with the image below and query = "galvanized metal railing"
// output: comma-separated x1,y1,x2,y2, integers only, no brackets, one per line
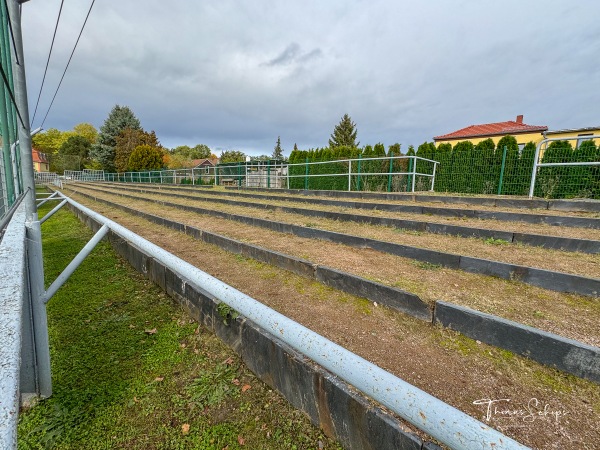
529,135,600,198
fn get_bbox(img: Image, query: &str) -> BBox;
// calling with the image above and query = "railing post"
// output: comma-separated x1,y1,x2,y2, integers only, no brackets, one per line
430,162,438,191
8,0,53,399
237,162,242,187
406,157,413,192
498,145,508,195
387,152,394,192
347,159,352,191
412,156,417,192
267,160,271,188
357,154,362,191
304,157,309,190
528,141,544,198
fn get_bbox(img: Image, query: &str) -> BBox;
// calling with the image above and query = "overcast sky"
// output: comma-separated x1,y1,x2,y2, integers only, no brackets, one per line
20,0,600,156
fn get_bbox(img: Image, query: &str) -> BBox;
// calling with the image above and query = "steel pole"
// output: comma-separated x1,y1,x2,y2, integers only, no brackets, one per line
8,0,52,398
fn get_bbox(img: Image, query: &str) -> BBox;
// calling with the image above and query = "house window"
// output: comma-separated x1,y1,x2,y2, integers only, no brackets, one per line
576,133,593,148
518,143,525,152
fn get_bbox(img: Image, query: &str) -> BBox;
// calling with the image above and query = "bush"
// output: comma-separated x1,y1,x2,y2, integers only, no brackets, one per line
128,145,164,171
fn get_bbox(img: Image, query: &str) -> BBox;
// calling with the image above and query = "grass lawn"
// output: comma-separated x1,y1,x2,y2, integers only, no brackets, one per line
17,204,340,450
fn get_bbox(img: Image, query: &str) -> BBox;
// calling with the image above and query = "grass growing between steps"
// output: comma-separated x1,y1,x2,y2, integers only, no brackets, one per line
17,205,340,450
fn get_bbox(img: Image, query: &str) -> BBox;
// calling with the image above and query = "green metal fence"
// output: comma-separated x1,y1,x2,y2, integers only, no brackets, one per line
0,0,22,221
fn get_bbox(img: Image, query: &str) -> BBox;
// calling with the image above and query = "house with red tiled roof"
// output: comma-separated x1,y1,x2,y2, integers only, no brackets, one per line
434,115,548,150
32,149,49,172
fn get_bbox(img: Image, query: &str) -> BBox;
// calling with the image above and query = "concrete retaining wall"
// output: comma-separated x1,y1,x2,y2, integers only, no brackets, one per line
434,302,600,383
225,186,600,213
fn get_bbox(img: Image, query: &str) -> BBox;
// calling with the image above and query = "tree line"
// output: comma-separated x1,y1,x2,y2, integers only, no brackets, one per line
32,105,223,173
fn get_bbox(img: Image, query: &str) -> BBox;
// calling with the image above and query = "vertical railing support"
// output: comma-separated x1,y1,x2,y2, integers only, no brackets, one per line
304,157,309,190
356,153,362,191
411,155,417,193
498,145,508,195
9,0,53,399
347,159,352,191
387,152,394,192
430,162,438,192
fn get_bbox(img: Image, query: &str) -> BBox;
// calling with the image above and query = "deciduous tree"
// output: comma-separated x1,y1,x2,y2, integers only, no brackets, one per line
128,144,164,171
114,128,161,172
220,150,246,163
72,123,98,145
32,128,72,154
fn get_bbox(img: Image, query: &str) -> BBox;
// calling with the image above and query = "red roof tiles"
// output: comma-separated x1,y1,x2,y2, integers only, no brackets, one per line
32,149,48,164
434,116,547,141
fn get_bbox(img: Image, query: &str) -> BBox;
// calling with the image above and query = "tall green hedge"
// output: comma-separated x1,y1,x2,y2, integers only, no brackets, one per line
287,137,599,198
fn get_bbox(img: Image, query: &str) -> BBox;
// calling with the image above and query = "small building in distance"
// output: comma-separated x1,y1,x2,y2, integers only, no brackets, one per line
32,149,49,172
191,158,217,171
433,115,548,150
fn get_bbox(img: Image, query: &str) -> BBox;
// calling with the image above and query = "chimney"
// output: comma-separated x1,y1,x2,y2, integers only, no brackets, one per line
516,114,523,124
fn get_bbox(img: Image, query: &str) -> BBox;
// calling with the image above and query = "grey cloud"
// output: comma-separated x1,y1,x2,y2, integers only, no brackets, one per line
20,0,600,155
263,43,323,67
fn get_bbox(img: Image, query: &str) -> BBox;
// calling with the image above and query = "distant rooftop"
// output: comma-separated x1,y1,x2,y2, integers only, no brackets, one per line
434,115,548,141
545,126,600,135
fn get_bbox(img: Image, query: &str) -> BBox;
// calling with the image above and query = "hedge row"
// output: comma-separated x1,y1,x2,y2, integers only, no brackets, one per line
288,144,424,192
287,137,600,198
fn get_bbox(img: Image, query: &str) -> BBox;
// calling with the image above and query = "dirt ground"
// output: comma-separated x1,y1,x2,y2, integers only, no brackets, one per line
59,185,600,449
63,184,600,346
72,184,600,278
100,183,600,240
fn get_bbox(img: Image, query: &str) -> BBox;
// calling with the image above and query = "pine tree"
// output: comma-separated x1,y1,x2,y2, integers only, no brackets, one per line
272,136,283,159
329,114,359,148
90,105,141,172
293,143,298,152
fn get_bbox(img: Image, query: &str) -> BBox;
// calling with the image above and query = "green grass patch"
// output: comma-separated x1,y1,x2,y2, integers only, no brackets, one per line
18,205,340,450
411,260,442,271
483,237,511,246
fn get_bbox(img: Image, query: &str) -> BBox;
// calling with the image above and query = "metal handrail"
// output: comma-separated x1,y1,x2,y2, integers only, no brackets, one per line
528,135,600,198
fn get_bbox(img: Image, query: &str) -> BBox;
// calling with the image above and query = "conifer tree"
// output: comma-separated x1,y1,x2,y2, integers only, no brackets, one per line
90,105,141,171
273,136,283,159
329,114,359,148
474,138,496,194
